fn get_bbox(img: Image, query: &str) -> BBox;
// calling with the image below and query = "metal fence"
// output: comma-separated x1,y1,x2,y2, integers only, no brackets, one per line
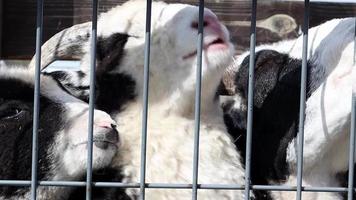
0,0,355,200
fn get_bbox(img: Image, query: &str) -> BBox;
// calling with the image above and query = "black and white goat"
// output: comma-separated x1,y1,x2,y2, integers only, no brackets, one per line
0,66,123,199
32,1,247,199
224,18,355,200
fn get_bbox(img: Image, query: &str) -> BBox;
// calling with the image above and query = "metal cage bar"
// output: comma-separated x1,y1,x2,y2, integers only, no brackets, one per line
85,0,99,199
3,180,356,192
349,19,356,200
354,19,356,65
2,0,355,199
244,0,257,199
349,92,356,200
192,0,205,199
296,0,310,199
31,0,44,199
139,0,153,199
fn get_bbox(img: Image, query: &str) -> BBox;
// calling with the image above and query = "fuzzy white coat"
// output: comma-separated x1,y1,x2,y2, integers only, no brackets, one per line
77,1,247,199
233,18,355,200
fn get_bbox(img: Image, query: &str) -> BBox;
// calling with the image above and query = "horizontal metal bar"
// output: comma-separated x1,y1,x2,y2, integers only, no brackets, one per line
0,181,353,193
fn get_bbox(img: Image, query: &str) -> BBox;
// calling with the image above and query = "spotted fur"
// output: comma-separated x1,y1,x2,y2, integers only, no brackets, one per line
43,1,247,199
0,66,121,200
225,18,355,200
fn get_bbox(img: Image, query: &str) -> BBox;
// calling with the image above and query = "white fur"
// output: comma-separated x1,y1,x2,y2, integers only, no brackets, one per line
228,18,355,199
269,18,354,199
270,175,341,200
78,1,245,199
285,18,355,188
236,18,355,84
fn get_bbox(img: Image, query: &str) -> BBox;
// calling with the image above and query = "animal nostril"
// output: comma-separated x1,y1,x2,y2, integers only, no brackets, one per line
203,21,209,27
191,21,198,29
111,123,117,129
191,21,209,29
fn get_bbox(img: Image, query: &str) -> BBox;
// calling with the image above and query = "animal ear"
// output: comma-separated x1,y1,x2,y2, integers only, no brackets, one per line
96,33,129,75
43,71,91,103
254,50,286,69
235,50,288,108
254,50,289,108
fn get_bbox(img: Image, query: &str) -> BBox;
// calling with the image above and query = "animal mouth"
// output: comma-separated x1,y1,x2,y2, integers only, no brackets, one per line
74,140,118,150
209,38,225,46
182,37,228,60
93,140,118,150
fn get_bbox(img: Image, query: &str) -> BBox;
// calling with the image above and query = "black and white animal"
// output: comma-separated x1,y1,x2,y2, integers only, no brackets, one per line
33,0,247,199
224,18,355,199
0,66,123,200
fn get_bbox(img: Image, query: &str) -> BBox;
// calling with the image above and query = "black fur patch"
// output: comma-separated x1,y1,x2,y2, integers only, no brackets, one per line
95,72,136,115
224,50,317,199
46,32,137,115
68,168,131,200
0,77,65,197
96,33,129,75
94,33,137,115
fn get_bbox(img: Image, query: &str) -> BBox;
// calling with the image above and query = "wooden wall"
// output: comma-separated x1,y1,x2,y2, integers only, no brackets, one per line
0,0,355,59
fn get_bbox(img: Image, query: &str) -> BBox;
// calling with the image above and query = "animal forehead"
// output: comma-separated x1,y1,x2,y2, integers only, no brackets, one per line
127,3,200,30
159,3,198,23
98,2,214,38
158,4,218,28
98,1,182,36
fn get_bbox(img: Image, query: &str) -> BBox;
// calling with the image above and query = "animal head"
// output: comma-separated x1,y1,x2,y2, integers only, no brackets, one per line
53,102,119,178
78,1,234,113
0,67,119,187
34,1,234,117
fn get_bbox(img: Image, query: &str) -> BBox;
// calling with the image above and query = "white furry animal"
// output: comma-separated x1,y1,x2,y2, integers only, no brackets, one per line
284,18,355,197
37,0,247,199
0,66,120,200
225,18,355,199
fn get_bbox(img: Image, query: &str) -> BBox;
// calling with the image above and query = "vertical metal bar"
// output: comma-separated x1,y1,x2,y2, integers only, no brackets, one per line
192,0,204,199
86,0,98,199
348,95,356,200
296,0,310,199
0,0,3,58
354,19,356,65
31,0,44,199
244,0,257,199
139,0,152,199
349,19,356,200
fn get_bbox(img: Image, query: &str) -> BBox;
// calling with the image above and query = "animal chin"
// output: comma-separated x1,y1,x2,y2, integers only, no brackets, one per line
93,140,118,150
182,38,228,60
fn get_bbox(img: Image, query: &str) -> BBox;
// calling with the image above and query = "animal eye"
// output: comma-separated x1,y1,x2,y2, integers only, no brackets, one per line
0,107,24,119
0,100,30,120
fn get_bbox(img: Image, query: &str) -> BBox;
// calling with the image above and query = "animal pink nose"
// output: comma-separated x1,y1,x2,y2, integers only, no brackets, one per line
191,14,222,35
98,121,116,129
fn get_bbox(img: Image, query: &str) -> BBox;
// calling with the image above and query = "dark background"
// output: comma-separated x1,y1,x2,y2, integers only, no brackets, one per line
0,0,355,59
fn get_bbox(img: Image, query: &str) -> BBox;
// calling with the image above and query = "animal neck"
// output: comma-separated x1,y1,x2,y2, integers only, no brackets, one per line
143,72,223,121
308,18,355,92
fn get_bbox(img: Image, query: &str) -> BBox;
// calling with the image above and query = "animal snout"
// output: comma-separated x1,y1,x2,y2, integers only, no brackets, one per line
94,125,119,150
191,11,223,35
